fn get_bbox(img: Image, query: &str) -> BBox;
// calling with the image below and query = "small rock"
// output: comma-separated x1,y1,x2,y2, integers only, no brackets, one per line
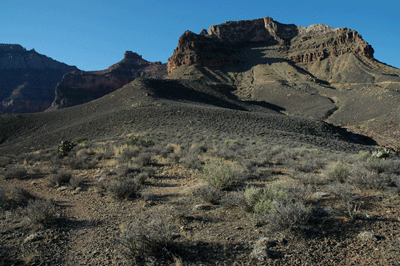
312,192,330,199
358,231,377,241
24,233,41,243
57,186,68,191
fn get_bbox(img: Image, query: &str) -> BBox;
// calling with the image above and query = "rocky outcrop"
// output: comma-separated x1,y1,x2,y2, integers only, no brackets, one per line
288,27,374,63
51,52,167,109
167,17,374,73
167,31,244,74
0,44,78,114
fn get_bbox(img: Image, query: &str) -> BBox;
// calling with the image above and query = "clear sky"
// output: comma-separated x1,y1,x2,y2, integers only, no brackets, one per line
2,0,399,71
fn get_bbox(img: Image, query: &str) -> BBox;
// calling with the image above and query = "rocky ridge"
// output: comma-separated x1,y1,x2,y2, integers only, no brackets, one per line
51,51,167,109
167,17,374,73
0,44,78,113
167,17,400,148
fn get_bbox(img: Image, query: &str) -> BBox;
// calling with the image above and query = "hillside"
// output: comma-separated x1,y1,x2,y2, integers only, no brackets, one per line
1,17,400,266
167,17,400,148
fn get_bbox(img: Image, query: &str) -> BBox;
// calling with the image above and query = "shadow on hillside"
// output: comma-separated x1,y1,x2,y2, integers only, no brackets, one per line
143,79,248,111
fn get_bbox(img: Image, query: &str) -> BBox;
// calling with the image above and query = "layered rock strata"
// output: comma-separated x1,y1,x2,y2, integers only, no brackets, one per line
0,44,78,113
167,17,374,73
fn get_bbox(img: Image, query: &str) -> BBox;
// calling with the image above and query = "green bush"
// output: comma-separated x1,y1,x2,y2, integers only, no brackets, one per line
57,140,76,156
244,185,286,215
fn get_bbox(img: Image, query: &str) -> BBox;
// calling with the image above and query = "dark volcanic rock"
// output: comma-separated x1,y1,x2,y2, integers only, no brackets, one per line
51,52,167,109
0,44,78,114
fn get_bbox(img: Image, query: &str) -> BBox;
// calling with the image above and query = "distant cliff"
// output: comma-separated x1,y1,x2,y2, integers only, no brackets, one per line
0,44,78,114
51,51,167,109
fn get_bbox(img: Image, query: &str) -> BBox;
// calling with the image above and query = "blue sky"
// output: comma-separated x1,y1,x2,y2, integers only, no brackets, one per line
2,0,399,71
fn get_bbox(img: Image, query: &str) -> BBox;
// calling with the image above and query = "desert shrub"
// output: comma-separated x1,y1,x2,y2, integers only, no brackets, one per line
198,159,245,190
348,167,388,190
119,215,178,265
57,140,76,156
0,186,36,211
25,199,58,225
118,147,141,162
244,185,286,215
363,159,390,174
64,155,98,170
115,165,140,176
325,161,350,182
295,157,326,173
133,153,153,167
357,150,372,161
192,185,223,204
181,150,203,170
69,176,85,189
265,200,312,237
126,136,154,148
220,190,247,209
48,171,72,187
95,148,115,160
168,153,180,165
74,136,88,144
329,182,360,219
3,166,28,180
0,156,12,167
160,144,175,158
214,146,237,160
108,176,141,200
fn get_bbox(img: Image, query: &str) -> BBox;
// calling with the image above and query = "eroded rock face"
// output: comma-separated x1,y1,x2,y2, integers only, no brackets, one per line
167,17,374,73
51,52,167,109
0,44,78,114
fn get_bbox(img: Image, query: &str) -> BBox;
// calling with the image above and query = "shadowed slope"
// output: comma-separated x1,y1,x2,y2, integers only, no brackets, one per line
0,78,375,155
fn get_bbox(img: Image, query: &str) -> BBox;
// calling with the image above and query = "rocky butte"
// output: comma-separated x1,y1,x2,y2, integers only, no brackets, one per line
167,17,400,147
0,44,78,114
50,51,167,109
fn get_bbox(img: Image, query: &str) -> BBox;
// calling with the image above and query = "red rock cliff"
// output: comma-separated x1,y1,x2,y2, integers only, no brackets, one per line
167,17,374,73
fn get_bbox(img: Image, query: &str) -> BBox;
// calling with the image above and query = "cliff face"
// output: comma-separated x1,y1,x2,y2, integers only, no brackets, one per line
51,51,167,109
0,44,78,114
167,17,374,73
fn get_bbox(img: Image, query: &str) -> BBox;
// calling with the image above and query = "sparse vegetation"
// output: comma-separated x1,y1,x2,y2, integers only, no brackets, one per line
2,127,400,264
48,170,72,187
3,166,28,180
119,214,178,265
